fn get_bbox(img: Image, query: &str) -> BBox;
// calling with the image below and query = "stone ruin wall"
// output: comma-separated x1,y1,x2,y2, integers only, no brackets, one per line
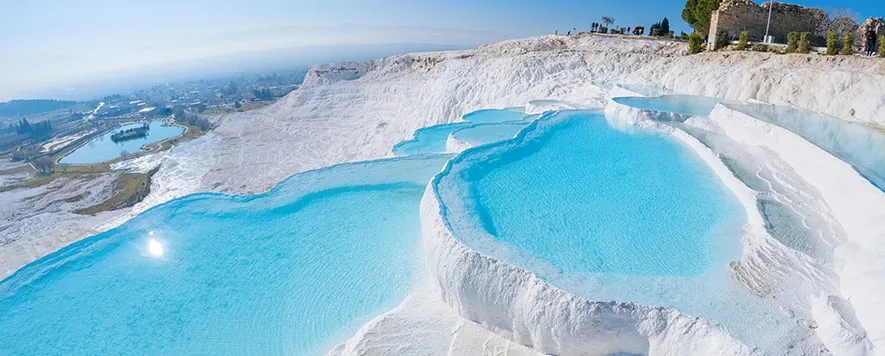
708,0,828,49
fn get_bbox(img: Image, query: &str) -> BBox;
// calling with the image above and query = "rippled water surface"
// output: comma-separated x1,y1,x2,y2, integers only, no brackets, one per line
0,156,449,355
459,112,742,276
435,112,793,347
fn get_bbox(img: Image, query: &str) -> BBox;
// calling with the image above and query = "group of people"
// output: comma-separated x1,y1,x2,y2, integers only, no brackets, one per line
865,28,880,56
588,23,629,33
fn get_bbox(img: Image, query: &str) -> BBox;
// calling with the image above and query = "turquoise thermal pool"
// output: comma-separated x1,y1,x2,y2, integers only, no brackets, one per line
461,108,529,123
393,122,472,155
433,110,795,347
393,109,531,155
2,97,832,354
0,155,450,355
438,111,743,276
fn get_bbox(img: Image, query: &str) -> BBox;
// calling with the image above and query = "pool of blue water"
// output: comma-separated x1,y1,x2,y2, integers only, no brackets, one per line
392,123,472,155
614,95,720,117
450,122,527,146
393,109,531,156
60,121,184,164
448,111,742,276
727,102,885,190
0,155,450,355
461,109,529,123
435,111,795,347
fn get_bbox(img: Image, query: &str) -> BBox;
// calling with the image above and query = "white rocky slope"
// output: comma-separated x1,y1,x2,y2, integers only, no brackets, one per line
4,34,885,354
706,104,885,354
136,35,885,202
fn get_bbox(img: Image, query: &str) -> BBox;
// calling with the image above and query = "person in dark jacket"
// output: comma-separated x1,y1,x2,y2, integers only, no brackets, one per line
865,29,877,56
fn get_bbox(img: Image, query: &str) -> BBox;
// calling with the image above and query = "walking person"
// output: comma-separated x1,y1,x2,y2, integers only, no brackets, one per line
865,28,877,56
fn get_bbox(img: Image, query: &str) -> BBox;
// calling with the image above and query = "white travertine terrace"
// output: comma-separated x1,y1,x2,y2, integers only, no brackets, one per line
3,34,884,355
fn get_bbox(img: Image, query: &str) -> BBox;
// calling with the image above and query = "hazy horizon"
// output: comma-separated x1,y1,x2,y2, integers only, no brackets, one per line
6,41,477,102
2,0,883,101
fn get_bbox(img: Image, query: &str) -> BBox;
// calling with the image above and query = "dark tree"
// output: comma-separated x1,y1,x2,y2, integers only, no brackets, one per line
660,18,671,37
173,108,213,131
650,22,661,36
601,16,615,29
24,120,52,138
682,0,721,37
32,156,55,174
17,119,31,134
252,89,274,101
103,94,123,102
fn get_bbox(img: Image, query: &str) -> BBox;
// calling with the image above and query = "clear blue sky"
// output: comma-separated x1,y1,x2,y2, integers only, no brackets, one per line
0,0,883,100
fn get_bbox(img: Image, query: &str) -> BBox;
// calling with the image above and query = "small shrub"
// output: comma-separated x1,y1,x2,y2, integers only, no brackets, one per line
841,33,854,55
752,43,770,52
798,32,811,54
879,37,885,57
651,28,660,36
736,31,750,50
785,32,799,53
826,31,839,55
715,31,730,50
599,27,608,34
32,156,55,174
688,33,704,54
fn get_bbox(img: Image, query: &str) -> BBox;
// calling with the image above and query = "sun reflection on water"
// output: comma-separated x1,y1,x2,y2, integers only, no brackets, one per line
146,232,165,258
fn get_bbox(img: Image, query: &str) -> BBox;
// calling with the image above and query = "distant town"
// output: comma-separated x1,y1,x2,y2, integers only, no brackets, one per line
0,68,307,160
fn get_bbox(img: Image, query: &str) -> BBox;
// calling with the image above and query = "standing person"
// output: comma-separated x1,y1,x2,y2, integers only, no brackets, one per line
866,28,877,56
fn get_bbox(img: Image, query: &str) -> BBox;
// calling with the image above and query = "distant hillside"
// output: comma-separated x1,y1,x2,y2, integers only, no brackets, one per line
0,99,79,117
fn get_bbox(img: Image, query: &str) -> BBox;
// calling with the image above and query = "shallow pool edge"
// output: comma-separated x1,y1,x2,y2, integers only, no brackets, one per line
419,109,765,355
